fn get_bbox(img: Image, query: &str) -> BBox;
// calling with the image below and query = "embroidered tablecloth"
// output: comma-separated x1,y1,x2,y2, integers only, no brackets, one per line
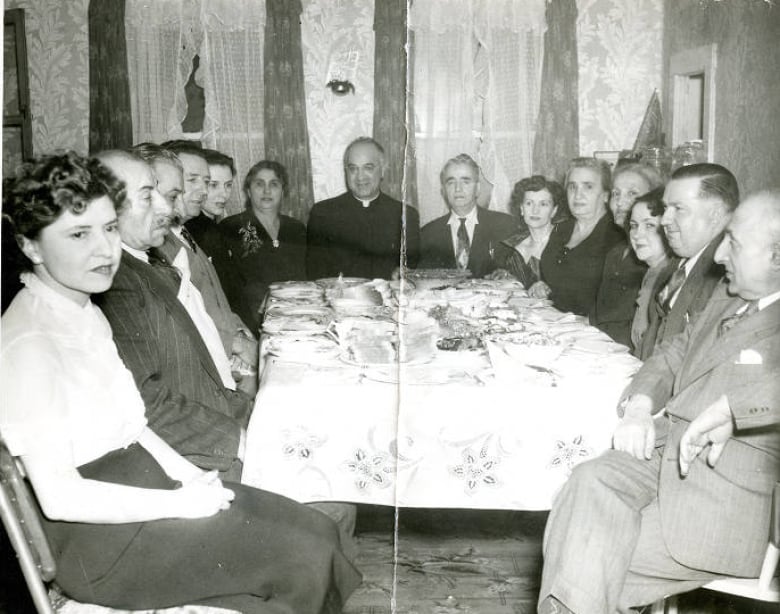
242,285,642,510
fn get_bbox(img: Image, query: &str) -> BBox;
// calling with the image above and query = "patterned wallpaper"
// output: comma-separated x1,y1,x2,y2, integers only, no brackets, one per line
576,0,663,156
301,0,375,203
4,0,90,156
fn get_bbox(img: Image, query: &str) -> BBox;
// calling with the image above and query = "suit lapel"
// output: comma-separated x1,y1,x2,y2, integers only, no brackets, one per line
667,237,721,328
121,252,225,390
468,208,487,274
679,291,780,388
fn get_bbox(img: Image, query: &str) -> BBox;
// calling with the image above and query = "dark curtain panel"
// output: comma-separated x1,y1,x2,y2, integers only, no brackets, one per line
532,0,579,183
372,0,415,207
264,0,314,223
88,0,133,153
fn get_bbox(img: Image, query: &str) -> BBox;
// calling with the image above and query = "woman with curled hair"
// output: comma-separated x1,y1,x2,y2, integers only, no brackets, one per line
211,160,307,330
590,162,664,346
626,187,674,354
539,157,624,315
491,175,569,295
1,152,360,613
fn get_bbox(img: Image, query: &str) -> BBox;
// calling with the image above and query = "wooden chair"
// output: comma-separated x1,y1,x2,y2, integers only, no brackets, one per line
650,482,780,613
0,438,238,614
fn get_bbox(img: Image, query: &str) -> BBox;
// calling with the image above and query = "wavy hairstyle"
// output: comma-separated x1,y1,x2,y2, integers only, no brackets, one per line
3,151,126,270
508,175,570,231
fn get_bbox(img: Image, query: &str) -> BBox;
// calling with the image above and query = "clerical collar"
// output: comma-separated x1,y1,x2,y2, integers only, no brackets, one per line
352,193,379,208
122,244,149,263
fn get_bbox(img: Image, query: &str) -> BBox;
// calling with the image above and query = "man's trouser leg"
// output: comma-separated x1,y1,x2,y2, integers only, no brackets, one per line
538,449,660,614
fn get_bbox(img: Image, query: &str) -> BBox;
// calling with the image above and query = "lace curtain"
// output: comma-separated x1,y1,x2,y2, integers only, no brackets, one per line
126,0,265,216
125,0,200,144
409,0,545,224
200,0,266,216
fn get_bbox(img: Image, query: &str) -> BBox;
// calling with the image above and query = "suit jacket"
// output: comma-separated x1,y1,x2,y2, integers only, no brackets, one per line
637,235,724,360
94,251,252,472
306,191,420,280
158,231,245,356
623,283,780,576
418,207,516,278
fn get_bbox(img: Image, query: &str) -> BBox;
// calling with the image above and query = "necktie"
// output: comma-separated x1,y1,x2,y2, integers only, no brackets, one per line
656,261,687,313
147,248,182,289
456,218,470,270
718,300,760,337
180,226,198,253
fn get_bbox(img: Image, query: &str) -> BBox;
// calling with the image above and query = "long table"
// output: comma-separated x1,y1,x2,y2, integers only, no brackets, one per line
241,279,642,510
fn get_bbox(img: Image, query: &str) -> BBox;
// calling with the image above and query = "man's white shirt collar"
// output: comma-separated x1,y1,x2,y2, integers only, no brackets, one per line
122,244,149,263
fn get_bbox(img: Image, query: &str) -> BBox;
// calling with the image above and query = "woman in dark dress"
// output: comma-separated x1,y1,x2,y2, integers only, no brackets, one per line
540,157,624,316
590,163,664,345
1,153,360,613
212,160,307,331
491,175,569,295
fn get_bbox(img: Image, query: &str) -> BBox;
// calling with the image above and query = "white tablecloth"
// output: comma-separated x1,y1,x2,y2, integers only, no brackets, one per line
242,300,642,510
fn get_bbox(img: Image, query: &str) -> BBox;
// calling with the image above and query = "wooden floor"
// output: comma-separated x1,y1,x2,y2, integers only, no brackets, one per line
1,506,775,613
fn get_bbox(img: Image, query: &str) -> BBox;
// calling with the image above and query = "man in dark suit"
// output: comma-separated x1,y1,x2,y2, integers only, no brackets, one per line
638,163,739,359
538,190,780,613
418,153,515,278
306,136,420,280
94,150,251,480
149,143,258,392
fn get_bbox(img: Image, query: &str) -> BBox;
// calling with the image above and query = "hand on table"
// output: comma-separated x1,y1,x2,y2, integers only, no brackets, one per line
612,394,655,460
679,394,733,477
528,281,551,299
176,470,235,518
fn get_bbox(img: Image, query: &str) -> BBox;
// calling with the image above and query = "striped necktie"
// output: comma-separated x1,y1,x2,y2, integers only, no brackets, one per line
656,261,687,313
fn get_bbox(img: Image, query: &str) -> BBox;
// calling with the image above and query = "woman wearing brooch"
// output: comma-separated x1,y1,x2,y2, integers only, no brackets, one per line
211,160,307,331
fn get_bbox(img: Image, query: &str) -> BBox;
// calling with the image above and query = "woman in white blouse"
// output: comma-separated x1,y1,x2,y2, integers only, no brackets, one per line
0,152,360,612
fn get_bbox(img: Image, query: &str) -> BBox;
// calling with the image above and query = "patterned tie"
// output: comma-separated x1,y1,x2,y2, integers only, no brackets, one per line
718,300,760,337
656,261,687,313
180,225,198,253
456,218,470,270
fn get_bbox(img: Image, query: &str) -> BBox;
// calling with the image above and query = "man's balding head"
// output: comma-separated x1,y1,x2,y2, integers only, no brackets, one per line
96,150,171,250
715,189,780,300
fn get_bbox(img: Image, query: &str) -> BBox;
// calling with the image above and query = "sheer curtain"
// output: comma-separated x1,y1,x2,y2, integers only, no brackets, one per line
200,0,265,216
475,0,545,212
125,0,200,144
410,0,545,224
409,0,478,225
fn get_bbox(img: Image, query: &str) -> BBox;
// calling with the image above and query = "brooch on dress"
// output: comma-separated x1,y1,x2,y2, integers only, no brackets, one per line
238,222,263,257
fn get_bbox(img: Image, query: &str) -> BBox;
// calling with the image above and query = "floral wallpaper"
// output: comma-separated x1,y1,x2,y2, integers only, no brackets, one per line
576,0,663,156
4,0,90,156
301,0,375,203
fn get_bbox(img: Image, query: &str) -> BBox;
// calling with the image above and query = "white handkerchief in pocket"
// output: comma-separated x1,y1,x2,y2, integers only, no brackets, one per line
736,349,763,365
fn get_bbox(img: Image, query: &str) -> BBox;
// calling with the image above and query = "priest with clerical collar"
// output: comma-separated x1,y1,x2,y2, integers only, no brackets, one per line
305,136,420,280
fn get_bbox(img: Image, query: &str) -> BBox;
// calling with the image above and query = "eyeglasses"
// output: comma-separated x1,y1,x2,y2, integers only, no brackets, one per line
556,246,571,265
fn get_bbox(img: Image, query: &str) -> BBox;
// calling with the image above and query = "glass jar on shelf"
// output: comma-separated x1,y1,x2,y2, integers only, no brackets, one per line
672,140,707,171
640,147,672,179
